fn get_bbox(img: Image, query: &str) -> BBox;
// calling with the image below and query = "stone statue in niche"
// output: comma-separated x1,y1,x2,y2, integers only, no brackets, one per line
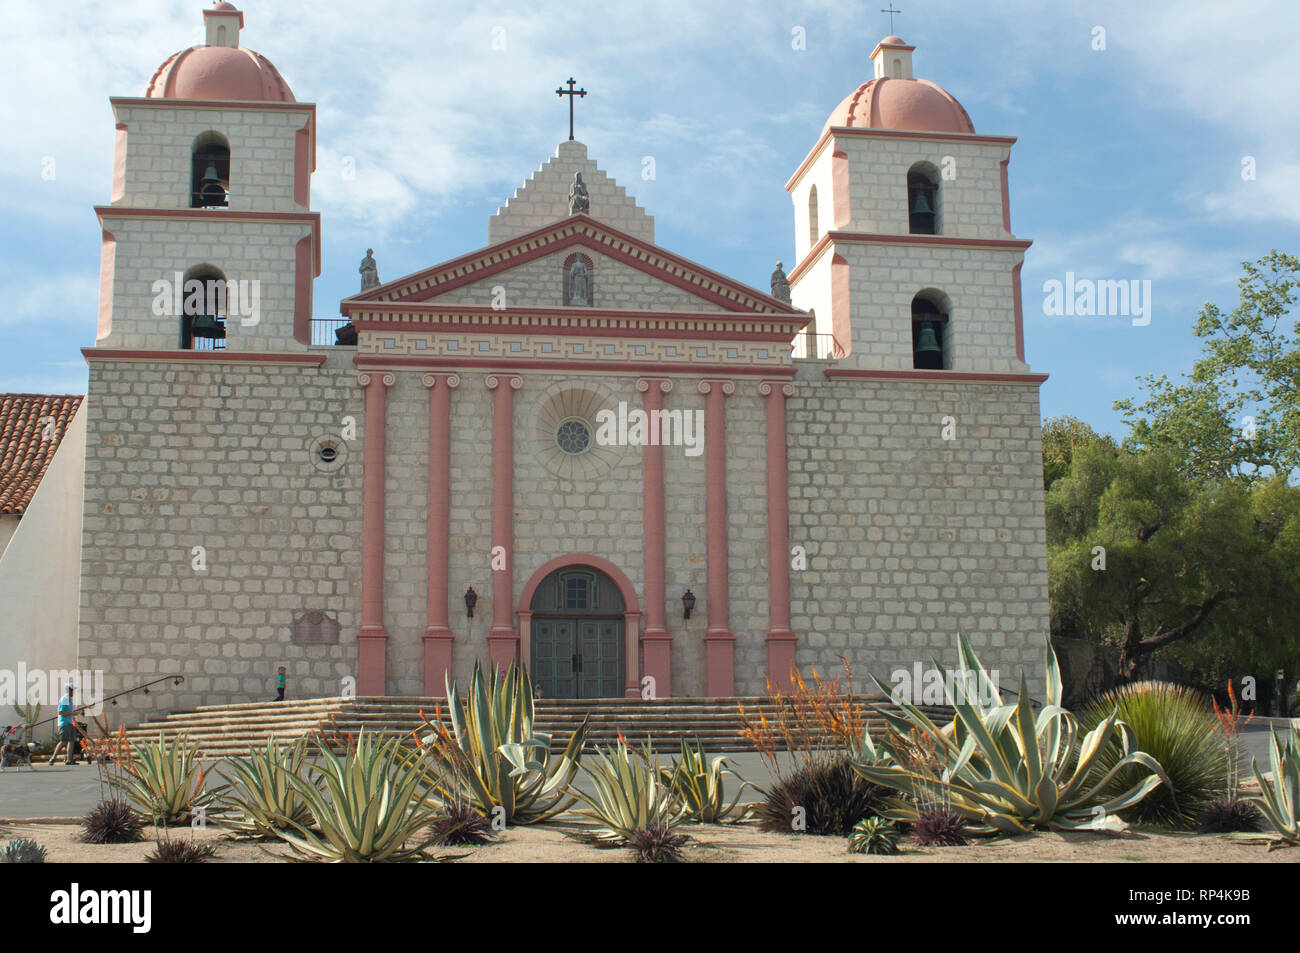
359,248,379,291
770,261,791,303
569,260,590,306
568,172,590,215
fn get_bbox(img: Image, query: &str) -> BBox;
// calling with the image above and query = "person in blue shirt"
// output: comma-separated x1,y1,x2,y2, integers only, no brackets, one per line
50,684,80,766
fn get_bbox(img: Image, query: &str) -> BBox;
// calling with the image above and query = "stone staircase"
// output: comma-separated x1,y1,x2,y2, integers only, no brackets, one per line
120,695,951,759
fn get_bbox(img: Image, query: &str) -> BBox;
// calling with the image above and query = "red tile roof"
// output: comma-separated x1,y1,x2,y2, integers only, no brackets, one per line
0,394,83,515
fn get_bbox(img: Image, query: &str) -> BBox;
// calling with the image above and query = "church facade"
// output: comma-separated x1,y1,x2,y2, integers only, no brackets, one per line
79,4,1049,719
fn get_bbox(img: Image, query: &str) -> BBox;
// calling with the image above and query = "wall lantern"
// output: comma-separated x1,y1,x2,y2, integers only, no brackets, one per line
682,589,696,620
465,586,478,618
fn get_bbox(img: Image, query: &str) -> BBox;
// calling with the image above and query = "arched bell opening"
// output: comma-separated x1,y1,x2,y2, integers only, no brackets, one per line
907,162,940,235
911,289,951,370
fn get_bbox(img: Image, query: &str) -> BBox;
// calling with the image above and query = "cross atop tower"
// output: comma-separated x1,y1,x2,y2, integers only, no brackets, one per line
555,78,587,142
881,4,902,32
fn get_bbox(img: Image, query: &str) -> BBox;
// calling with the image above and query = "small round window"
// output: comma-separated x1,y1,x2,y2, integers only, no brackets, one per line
318,446,338,464
555,418,592,455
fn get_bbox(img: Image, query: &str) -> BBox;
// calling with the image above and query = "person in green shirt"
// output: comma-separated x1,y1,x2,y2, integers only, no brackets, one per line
275,666,286,702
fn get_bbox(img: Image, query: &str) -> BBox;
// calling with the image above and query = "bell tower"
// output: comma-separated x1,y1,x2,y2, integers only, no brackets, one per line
785,35,1032,374
93,2,319,353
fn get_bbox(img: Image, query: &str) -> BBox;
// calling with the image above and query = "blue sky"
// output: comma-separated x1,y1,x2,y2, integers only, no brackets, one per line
2,0,1296,440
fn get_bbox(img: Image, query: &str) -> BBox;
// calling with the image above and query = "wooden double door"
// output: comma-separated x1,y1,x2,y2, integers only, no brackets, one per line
529,566,626,699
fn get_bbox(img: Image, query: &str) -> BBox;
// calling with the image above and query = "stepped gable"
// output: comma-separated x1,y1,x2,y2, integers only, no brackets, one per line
490,140,653,245
0,394,83,515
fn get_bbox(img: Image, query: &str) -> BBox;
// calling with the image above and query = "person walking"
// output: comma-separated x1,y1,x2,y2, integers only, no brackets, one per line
274,666,286,702
50,684,80,766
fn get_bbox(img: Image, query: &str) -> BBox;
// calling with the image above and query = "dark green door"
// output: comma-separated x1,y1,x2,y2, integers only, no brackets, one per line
529,565,626,700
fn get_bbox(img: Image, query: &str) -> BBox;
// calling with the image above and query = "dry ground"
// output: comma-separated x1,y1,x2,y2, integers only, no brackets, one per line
3,819,1296,863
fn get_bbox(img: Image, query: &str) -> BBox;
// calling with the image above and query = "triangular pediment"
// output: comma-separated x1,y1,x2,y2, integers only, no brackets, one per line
343,215,798,317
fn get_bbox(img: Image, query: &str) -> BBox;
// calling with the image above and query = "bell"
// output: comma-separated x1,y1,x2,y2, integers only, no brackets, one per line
198,162,226,205
914,321,942,369
200,163,221,187
910,189,934,216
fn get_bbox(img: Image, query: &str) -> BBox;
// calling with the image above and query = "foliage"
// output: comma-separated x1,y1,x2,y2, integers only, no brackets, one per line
628,824,690,863
659,740,754,823
1042,415,1118,491
1116,250,1300,484
855,634,1171,835
80,799,144,844
428,802,497,846
1080,681,1226,828
275,730,450,863
419,663,587,826
1046,444,1300,679
849,816,901,855
1237,725,1300,849
754,757,886,836
738,660,867,774
217,736,319,839
574,738,686,845
108,732,216,825
0,838,47,863
914,810,968,847
1199,797,1263,834
145,837,218,863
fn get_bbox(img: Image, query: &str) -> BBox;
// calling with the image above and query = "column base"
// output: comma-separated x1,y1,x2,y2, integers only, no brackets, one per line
487,626,519,676
356,628,390,696
422,627,455,696
641,628,672,699
765,629,797,693
704,630,735,697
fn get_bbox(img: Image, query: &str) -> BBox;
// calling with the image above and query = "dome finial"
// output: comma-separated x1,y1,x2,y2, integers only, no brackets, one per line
204,2,244,48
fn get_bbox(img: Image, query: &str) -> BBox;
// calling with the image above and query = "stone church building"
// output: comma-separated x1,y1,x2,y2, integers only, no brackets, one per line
79,3,1049,717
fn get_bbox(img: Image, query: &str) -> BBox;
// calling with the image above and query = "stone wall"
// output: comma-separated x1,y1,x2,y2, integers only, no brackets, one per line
78,350,361,722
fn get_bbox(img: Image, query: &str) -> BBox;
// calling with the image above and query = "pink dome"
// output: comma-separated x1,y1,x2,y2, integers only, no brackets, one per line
823,76,974,135
879,35,906,45
145,45,294,102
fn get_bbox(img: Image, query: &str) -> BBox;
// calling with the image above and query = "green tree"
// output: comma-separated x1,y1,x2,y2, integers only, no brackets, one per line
1041,415,1117,491
1046,446,1300,681
1116,250,1300,483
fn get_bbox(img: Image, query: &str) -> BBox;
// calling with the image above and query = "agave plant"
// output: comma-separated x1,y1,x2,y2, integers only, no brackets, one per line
109,732,216,825
854,634,1171,835
659,739,755,823
1235,725,1300,850
274,730,451,863
217,736,320,839
849,816,901,855
575,738,688,844
1,838,47,863
419,663,588,826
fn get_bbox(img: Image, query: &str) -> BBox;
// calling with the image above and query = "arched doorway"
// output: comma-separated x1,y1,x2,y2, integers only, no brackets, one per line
528,565,626,699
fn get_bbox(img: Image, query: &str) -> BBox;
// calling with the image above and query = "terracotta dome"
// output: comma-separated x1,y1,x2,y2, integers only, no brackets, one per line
145,45,294,102
824,77,973,134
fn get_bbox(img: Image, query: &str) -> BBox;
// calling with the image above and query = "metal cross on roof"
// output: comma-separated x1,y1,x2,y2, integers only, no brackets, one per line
555,78,587,142
881,4,902,32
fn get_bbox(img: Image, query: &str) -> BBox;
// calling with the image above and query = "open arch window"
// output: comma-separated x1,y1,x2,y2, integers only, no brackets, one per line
191,132,230,208
180,265,228,351
808,185,819,247
911,291,950,370
907,165,939,235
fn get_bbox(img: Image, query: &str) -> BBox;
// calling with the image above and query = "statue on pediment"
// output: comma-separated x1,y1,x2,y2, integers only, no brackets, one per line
771,261,791,304
568,172,590,215
359,248,379,291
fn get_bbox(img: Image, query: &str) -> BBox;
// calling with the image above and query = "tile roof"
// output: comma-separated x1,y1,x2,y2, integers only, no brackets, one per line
0,394,83,516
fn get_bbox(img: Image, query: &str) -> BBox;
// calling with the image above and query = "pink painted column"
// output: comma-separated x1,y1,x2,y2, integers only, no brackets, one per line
421,372,459,695
486,373,522,673
761,380,797,691
637,377,672,698
698,379,735,696
356,371,395,696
